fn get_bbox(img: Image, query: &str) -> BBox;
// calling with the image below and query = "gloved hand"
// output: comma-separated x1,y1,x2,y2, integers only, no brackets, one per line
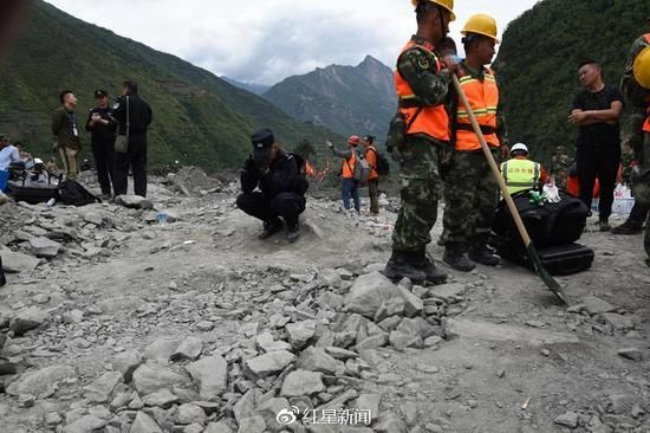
325,140,333,149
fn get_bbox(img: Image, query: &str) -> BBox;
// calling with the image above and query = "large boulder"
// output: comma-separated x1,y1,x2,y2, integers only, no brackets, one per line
7,365,76,398
185,355,228,400
343,272,401,319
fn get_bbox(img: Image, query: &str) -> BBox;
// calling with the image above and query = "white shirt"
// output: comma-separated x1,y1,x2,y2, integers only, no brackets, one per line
0,145,21,171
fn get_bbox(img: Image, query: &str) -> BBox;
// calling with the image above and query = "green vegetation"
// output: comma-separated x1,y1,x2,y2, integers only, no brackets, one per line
0,1,342,173
496,0,648,165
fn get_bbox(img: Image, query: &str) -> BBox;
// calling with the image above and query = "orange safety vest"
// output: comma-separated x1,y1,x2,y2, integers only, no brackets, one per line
394,41,450,143
365,146,379,181
643,33,650,132
454,67,500,151
341,152,357,179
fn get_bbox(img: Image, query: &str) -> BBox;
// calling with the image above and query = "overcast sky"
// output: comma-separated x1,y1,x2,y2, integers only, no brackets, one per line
44,0,540,85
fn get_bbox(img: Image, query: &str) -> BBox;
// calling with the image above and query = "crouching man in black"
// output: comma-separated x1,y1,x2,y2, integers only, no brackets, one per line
236,128,308,243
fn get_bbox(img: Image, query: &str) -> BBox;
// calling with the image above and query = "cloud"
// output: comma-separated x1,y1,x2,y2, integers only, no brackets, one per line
44,0,538,85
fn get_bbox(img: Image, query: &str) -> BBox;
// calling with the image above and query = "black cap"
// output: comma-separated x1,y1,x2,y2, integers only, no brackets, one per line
251,128,274,149
94,90,108,98
363,135,375,143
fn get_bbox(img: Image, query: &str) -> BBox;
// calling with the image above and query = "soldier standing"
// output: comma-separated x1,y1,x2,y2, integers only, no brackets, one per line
383,0,457,284
441,13,507,272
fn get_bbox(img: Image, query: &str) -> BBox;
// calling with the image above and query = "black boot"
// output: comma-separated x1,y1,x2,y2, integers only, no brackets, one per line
383,251,426,282
286,221,300,244
469,244,500,266
443,244,475,272
258,217,284,240
413,249,447,285
611,219,643,235
0,256,5,287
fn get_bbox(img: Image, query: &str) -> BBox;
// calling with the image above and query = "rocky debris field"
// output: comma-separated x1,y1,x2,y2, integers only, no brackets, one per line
1,168,650,433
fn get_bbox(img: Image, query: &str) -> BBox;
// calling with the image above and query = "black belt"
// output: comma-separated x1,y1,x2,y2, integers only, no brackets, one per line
456,124,497,135
398,99,424,109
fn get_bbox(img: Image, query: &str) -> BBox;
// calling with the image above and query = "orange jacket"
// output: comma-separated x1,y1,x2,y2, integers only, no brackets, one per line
341,152,357,179
365,146,379,181
455,68,500,151
394,41,450,143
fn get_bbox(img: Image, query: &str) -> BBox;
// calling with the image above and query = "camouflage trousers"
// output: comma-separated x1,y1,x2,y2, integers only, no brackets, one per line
391,136,442,252
441,150,499,248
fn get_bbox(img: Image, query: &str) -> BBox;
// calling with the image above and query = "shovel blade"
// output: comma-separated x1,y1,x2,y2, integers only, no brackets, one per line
526,242,570,305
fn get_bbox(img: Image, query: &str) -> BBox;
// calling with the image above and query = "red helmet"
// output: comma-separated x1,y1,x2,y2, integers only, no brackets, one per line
348,135,360,146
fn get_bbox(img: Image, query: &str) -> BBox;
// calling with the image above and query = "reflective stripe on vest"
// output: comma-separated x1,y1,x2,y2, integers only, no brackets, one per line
455,69,500,151
341,152,357,179
394,41,450,143
501,159,540,195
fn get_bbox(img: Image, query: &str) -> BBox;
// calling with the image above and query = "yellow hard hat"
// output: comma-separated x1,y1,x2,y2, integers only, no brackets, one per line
633,46,650,90
461,13,499,43
411,0,456,22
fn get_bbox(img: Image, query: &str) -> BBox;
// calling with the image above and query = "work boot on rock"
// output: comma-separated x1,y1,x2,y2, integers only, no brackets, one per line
611,219,643,235
469,245,500,266
413,250,447,285
443,245,475,272
258,217,283,240
383,251,426,283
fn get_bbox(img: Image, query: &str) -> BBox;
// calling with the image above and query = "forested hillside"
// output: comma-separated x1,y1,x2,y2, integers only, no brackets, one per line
495,0,648,163
0,1,341,172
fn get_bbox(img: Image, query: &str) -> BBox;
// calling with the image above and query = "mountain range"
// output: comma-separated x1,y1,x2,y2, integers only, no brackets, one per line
263,55,397,140
220,77,270,96
0,1,342,172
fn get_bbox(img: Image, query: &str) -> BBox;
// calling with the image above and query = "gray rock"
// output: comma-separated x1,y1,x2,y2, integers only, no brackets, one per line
132,363,191,395
374,297,405,323
603,313,634,332
183,423,204,433
144,337,183,363
396,317,437,339
446,318,580,345
6,365,76,398
324,347,358,360
396,286,423,317
237,416,266,433
130,411,163,433
171,336,203,361
62,415,108,433
377,316,402,332
579,296,617,315
297,347,341,375
319,268,343,288
83,371,122,403
185,355,228,400
45,412,63,426
554,412,579,428
244,350,296,378
427,283,466,302
343,272,401,318
256,331,292,353
354,394,381,422
286,320,317,350
112,349,144,383
374,411,408,433
205,422,234,433
10,306,50,336
280,370,325,397
142,389,179,408
389,331,423,351
29,237,62,258
115,195,153,210
83,213,104,226
618,348,643,362
196,321,215,332
177,404,207,425
355,334,388,351
608,394,636,415
233,389,258,423
0,248,40,273
255,397,293,432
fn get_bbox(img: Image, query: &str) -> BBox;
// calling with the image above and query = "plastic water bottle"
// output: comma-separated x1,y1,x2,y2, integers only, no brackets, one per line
46,198,56,208
155,212,168,224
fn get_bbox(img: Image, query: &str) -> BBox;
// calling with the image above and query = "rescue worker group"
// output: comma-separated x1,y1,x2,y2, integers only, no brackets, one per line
238,0,650,284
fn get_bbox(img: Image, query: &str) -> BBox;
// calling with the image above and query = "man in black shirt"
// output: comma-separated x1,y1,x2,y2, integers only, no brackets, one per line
112,81,153,197
236,128,308,243
569,59,624,231
85,90,117,199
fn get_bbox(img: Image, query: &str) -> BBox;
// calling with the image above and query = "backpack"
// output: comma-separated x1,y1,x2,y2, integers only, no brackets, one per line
492,192,588,250
369,147,390,176
348,150,370,183
57,180,101,206
287,153,310,195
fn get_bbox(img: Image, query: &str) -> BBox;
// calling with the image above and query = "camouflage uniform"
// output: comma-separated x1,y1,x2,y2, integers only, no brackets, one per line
384,35,451,284
551,148,572,190
439,63,506,256
621,34,650,263
390,35,450,253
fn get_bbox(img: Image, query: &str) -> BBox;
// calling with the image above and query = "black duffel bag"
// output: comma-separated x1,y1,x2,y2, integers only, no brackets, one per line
492,191,589,250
